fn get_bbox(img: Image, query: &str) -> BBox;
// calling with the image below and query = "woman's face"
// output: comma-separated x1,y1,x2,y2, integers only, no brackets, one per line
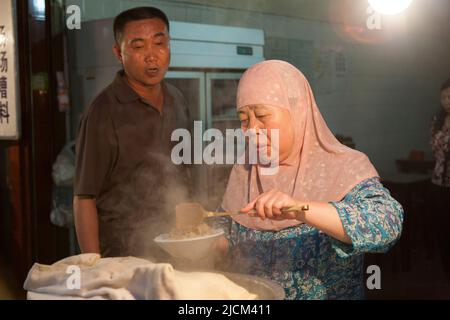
238,104,295,164
441,87,450,114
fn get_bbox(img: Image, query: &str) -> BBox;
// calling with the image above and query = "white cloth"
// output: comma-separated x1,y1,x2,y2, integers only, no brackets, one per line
24,254,257,300
26,291,107,300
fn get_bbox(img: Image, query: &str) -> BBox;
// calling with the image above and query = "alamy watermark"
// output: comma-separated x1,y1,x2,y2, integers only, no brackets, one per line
171,121,280,175
64,263,381,291
366,6,382,30
66,5,81,30
64,3,381,31
66,265,81,290
366,265,381,290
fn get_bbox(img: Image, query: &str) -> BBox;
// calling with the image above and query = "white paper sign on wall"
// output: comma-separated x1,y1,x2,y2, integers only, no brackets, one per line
0,0,20,140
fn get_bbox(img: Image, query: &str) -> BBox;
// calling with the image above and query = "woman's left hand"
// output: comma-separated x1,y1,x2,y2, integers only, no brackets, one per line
240,189,302,221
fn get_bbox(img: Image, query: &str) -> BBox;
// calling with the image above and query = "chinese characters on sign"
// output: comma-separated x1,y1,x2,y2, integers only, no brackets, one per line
0,26,9,124
0,0,20,139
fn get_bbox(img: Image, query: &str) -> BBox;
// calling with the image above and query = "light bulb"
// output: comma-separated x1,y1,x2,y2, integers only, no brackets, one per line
368,0,413,15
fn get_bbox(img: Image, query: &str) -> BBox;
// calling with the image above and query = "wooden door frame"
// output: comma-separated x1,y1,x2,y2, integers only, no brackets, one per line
4,0,69,286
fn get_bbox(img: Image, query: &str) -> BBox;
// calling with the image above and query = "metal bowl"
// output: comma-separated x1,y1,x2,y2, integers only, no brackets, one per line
221,272,285,300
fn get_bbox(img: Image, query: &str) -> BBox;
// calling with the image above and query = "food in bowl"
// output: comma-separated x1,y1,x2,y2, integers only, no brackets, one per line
167,223,216,240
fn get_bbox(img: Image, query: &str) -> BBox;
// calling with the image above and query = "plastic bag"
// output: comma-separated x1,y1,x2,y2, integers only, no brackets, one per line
50,186,74,228
50,185,74,228
50,141,76,228
52,141,75,186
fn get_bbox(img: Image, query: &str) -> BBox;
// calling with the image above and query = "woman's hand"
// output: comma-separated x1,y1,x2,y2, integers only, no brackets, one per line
240,190,352,244
240,189,303,221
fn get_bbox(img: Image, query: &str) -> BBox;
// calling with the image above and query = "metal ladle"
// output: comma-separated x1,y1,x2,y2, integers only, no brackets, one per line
175,202,309,230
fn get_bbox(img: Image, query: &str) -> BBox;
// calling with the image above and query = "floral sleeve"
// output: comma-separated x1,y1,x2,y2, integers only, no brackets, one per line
329,177,404,258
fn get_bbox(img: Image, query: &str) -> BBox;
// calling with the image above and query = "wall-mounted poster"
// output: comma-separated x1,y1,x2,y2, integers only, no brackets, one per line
0,0,20,140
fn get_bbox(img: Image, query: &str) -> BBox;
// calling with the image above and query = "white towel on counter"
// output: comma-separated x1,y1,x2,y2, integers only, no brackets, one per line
24,254,151,300
24,254,257,300
128,268,258,300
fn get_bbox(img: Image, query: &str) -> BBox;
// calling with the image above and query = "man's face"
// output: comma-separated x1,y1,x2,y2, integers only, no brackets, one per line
113,18,170,87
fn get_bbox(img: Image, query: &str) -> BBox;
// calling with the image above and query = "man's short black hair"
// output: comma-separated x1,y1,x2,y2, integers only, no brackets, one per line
113,7,170,44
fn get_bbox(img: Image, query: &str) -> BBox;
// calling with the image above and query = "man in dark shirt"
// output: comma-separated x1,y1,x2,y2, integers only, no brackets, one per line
74,7,191,258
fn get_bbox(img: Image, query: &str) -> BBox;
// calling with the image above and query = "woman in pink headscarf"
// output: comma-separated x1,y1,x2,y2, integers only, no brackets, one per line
215,60,403,300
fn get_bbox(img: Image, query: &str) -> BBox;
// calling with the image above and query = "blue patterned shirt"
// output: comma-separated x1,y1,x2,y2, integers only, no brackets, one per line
214,177,403,300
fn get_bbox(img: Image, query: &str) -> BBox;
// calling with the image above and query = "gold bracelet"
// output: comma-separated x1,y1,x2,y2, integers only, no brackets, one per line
294,204,309,222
